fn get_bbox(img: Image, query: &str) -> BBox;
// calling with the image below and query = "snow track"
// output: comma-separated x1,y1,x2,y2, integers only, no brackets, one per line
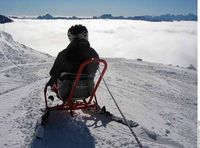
0,76,48,148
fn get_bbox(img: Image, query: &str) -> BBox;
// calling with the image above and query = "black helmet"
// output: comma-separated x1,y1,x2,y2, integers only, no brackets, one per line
68,24,88,42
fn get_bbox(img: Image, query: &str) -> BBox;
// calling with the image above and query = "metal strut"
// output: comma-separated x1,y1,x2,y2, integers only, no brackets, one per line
99,70,143,148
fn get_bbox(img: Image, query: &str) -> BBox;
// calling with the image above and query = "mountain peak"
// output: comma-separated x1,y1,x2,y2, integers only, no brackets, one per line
37,14,54,19
0,14,13,24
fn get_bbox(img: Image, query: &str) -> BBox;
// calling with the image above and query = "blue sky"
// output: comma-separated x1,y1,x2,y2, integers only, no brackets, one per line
0,0,197,16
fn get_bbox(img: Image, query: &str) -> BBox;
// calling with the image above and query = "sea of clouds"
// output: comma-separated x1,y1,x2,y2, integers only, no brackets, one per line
0,19,197,67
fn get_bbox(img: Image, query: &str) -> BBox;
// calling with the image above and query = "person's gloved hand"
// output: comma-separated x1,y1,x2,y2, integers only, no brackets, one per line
51,83,58,92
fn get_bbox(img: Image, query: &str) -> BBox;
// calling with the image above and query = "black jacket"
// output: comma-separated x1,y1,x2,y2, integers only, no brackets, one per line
48,39,99,86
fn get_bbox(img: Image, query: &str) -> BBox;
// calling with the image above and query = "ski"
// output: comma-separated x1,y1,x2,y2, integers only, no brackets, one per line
108,113,139,127
84,106,139,128
35,120,45,139
99,106,139,127
34,109,51,139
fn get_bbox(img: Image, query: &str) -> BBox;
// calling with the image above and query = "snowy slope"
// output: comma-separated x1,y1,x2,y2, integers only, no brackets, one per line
0,31,53,147
0,32,197,148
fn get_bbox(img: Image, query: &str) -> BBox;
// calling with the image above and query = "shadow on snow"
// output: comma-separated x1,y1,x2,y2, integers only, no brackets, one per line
30,111,95,148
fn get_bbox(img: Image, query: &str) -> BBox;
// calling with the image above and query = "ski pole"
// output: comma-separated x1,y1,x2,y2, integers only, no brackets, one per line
99,70,143,148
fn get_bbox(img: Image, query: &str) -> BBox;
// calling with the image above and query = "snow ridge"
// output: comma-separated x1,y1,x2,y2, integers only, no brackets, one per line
0,31,52,68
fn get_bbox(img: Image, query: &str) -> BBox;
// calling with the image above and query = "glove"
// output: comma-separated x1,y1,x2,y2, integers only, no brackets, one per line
51,83,58,92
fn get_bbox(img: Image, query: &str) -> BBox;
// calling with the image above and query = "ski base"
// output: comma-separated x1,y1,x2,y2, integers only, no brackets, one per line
109,114,139,127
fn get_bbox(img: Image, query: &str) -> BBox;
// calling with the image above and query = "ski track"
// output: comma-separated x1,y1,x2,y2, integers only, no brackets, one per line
0,62,53,73
0,77,48,148
0,62,51,96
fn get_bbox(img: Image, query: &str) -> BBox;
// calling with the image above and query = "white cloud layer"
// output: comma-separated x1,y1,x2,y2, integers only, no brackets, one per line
0,19,197,67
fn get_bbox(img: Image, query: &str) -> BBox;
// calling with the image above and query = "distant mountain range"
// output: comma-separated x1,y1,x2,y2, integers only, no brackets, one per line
36,14,82,20
125,13,197,21
6,13,197,22
0,14,13,24
36,13,197,22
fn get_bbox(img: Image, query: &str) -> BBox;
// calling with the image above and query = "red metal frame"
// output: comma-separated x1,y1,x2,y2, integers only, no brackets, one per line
44,58,107,113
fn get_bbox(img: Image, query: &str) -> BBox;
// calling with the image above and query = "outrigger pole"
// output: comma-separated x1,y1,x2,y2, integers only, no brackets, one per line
100,70,143,148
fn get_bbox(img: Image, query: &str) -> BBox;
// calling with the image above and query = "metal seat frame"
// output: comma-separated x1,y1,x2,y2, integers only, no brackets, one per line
44,58,107,116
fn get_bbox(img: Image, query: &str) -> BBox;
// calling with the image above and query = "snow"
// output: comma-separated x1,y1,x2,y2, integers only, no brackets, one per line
0,31,197,148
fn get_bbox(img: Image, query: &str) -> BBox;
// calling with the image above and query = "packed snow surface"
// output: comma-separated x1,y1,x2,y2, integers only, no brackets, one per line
0,31,197,148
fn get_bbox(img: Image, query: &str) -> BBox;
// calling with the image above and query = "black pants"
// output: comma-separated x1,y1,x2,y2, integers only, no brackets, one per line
57,79,94,102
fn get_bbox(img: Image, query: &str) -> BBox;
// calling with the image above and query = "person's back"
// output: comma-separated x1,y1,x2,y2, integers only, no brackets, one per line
47,24,99,102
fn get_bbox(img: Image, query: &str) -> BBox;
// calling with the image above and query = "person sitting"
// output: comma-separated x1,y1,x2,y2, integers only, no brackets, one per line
47,24,99,102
